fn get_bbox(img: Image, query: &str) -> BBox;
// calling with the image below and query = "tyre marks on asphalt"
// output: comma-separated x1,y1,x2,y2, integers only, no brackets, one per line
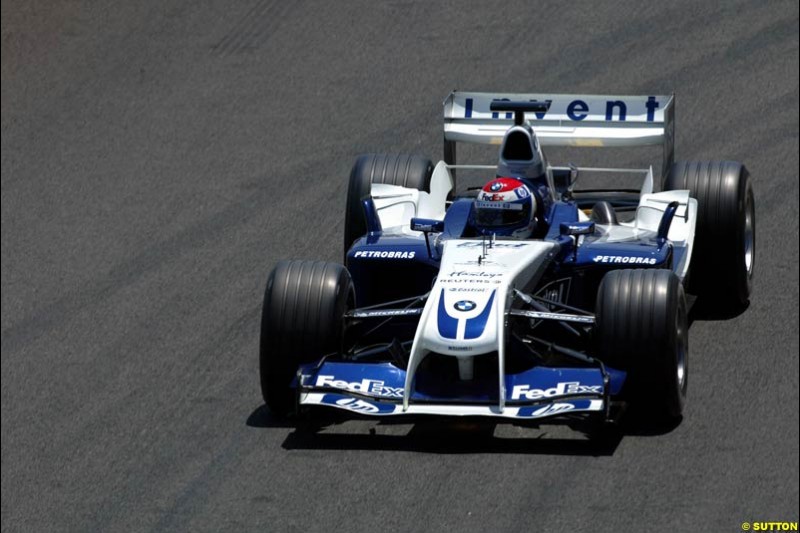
0,105,428,359
72,304,263,533
212,0,297,56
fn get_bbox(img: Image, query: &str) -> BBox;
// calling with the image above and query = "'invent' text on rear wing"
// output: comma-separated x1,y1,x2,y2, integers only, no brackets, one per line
443,91,675,177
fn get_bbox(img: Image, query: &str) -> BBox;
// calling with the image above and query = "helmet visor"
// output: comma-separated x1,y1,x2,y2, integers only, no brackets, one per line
475,201,530,227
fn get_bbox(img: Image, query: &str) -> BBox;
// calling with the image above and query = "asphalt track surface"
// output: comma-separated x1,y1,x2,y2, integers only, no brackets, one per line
2,1,799,531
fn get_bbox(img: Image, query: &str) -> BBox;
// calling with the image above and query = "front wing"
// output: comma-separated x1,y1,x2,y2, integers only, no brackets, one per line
297,361,623,420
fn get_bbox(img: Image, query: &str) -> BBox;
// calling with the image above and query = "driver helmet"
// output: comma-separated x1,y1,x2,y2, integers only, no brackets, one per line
474,177,537,239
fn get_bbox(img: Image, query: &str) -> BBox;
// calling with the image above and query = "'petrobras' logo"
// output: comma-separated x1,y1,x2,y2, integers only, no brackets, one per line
592,255,657,265
354,250,416,259
510,381,603,400
453,300,477,312
316,375,403,398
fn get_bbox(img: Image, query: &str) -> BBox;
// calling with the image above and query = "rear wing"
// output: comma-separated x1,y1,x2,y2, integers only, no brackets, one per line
443,91,675,177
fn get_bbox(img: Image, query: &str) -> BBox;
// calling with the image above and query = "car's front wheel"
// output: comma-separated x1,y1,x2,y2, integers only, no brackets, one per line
259,260,354,417
595,269,688,421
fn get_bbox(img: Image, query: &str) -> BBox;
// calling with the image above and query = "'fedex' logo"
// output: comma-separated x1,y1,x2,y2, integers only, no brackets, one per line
316,375,403,398
510,381,603,400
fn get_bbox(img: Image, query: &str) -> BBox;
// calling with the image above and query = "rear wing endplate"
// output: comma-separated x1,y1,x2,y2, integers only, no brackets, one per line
443,91,675,177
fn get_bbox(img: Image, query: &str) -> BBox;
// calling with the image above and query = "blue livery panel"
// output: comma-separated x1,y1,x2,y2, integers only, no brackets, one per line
437,289,496,340
298,361,624,404
346,235,439,306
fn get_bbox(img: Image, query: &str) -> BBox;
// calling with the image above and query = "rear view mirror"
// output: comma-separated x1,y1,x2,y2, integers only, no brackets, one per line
568,163,579,188
560,221,595,236
410,218,444,259
410,218,445,233
552,164,579,198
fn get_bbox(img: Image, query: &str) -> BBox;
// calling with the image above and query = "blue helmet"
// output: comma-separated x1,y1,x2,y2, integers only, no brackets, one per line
474,177,537,239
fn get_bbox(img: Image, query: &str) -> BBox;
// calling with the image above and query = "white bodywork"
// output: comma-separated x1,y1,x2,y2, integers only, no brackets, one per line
301,392,604,418
443,91,675,182
401,238,557,411
551,165,698,279
358,91,695,414
444,92,674,148
623,190,697,279
370,161,453,235
371,162,697,279
366,169,697,412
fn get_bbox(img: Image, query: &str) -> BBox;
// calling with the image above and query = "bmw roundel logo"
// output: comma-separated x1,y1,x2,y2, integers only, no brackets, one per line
454,300,477,312
490,181,503,192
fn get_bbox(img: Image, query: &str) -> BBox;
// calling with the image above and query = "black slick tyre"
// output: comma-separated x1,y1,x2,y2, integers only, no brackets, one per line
663,160,755,307
595,269,688,420
259,260,354,417
343,153,433,259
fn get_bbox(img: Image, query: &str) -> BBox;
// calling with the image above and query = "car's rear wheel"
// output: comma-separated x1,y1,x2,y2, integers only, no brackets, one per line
259,260,354,417
343,153,433,259
595,269,688,421
663,160,755,308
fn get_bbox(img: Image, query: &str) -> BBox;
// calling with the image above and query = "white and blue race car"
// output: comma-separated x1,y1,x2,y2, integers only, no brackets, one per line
259,92,755,426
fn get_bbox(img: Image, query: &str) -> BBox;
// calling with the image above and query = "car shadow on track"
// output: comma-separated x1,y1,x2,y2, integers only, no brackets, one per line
247,405,681,456
688,296,750,324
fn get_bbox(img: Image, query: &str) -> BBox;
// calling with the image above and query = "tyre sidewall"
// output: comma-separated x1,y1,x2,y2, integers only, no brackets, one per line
259,261,354,415
596,269,688,419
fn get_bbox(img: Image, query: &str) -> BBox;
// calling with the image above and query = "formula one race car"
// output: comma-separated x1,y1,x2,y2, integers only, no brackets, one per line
259,92,755,426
